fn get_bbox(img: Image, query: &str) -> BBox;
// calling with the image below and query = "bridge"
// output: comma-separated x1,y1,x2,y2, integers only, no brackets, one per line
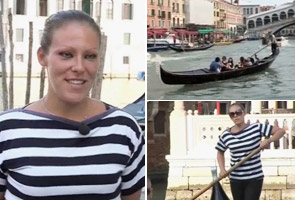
245,1,295,38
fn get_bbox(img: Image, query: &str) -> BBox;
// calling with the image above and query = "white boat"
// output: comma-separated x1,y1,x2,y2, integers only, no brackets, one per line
276,36,288,47
147,33,187,47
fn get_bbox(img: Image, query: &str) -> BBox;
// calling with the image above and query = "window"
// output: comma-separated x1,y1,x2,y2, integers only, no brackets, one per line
161,11,165,19
247,8,249,15
96,1,101,17
122,3,133,20
39,0,47,16
15,54,24,62
124,33,130,45
0,53,2,62
123,56,129,64
172,3,175,12
154,111,165,134
16,28,24,42
168,12,171,19
176,3,179,13
250,8,253,15
182,4,185,14
82,0,92,15
243,8,246,15
69,0,75,9
107,0,113,19
255,8,258,13
278,101,287,109
16,0,25,15
56,0,63,11
151,9,155,16
150,0,154,5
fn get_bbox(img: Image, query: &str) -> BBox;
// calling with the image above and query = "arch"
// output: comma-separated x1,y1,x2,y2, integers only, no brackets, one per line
280,11,287,20
273,21,295,35
256,18,262,26
248,20,255,29
288,9,294,18
264,16,271,25
272,13,279,22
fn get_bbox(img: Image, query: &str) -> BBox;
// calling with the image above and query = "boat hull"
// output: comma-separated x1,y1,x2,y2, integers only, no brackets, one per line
160,49,279,85
169,43,215,52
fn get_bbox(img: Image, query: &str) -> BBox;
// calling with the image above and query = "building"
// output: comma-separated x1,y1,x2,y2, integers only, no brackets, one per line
185,0,214,26
240,4,259,29
171,0,185,28
214,0,243,35
147,0,172,29
1,0,145,78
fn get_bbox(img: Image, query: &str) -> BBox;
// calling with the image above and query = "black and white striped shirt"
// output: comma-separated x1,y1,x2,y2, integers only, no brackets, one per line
0,108,145,199
216,123,272,181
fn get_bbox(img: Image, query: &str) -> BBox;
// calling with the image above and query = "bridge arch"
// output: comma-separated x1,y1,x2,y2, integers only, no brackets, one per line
256,18,263,27
248,20,255,28
288,9,294,18
272,13,279,22
273,20,295,35
280,11,287,20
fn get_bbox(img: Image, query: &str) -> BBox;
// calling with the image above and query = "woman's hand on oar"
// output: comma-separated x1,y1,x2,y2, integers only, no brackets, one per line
260,138,272,150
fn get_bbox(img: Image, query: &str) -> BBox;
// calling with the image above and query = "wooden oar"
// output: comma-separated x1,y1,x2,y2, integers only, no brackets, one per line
191,146,263,200
250,43,271,58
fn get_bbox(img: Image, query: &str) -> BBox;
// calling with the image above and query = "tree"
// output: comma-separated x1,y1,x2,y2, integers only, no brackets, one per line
25,22,33,104
8,8,14,109
91,33,107,99
0,14,8,110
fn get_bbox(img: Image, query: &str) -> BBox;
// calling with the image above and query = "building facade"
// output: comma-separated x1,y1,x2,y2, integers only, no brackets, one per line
1,0,145,78
147,0,172,29
185,0,214,26
171,0,185,28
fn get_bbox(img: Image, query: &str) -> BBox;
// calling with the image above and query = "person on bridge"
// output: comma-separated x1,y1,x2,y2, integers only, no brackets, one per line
269,33,278,55
216,103,285,200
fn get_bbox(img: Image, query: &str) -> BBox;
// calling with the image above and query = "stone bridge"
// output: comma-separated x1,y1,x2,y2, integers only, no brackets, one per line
245,1,295,38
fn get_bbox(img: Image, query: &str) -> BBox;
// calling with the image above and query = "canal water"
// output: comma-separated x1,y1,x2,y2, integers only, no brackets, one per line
147,38,295,100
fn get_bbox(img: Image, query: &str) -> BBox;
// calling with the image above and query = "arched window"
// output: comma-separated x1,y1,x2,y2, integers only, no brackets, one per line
280,11,286,20
82,0,92,16
288,9,294,18
272,13,279,22
248,20,255,29
264,16,270,25
107,0,113,19
96,0,101,17
256,18,262,27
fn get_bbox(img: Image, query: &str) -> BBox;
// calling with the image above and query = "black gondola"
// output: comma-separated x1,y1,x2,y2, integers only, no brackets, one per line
168,43,215,52
160,49,279,85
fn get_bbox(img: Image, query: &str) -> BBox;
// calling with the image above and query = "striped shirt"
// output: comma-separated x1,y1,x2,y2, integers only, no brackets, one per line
216,123,272,181
0,108,145,199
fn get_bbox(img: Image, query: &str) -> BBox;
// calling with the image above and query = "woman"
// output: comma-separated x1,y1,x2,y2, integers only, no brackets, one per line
227,57,234,69
216,103,285,200
0,10,144,199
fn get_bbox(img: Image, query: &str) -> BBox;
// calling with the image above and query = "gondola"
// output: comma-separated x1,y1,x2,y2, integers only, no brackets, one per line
160,49,279,85
168,43,215,52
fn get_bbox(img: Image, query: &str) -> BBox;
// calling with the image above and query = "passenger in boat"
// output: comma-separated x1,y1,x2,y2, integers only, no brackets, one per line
227,57,234,69
216,103,285,200
238,56,245,68
221,56,231,71
269,33,277,55
209,57,222,72
244,57,253,67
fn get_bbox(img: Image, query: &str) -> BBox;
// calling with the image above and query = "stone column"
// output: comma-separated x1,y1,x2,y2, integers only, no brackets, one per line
170,101,187,156
251,101,262,114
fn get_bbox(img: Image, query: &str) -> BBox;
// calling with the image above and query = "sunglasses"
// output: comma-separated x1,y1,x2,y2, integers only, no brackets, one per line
229,109,243,118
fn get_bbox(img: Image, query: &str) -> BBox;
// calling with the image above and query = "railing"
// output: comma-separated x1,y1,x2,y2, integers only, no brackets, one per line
184,112,295,156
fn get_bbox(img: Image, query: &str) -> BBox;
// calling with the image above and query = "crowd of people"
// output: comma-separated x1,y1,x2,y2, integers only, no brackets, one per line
209,55,259,72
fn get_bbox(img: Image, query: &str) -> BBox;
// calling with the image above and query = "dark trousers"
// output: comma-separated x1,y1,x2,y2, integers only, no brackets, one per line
230,179,263,200
271,43,277,54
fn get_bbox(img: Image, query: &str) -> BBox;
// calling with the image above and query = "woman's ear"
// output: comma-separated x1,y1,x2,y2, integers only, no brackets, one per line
37,47,47,67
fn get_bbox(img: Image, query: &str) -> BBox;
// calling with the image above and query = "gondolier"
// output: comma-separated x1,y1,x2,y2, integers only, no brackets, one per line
269,33,277,55
216,103,285,200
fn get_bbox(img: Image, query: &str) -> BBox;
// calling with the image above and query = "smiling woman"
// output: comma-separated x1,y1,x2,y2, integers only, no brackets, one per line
0,10,145,200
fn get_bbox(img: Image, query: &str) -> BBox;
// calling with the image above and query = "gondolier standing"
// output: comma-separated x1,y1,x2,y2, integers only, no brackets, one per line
269,33,277,55
216,103,285,200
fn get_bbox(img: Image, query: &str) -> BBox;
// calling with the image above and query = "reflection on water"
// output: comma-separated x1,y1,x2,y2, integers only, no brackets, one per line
0,78,145,110
148,39,295,100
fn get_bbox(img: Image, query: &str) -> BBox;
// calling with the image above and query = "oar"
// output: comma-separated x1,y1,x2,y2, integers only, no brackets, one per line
250,43,271,58
191,146,263,200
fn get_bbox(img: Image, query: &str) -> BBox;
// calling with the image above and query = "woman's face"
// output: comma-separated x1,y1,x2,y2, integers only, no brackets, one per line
38,22,99,104
229,105,245,125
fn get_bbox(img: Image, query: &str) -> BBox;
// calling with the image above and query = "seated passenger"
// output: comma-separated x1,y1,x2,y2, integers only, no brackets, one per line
209,57,222,72
244,58,253,67
238,56,245,68
227,57,234,69
221,56,230,71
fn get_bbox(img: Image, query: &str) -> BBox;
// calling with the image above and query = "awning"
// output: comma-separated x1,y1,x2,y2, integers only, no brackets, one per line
198,29,214,34
222,30,232,34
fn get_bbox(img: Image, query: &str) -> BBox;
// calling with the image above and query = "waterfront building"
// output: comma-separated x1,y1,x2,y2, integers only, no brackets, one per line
240,4,260,25
171,0,185,28
147,0,172,29
1,0,145,78
214,0,243,35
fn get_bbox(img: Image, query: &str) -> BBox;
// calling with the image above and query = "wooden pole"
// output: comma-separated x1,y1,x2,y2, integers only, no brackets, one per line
191,146,262,200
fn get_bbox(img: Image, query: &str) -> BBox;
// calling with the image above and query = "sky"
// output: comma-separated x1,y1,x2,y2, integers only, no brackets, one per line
239,0,293,6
